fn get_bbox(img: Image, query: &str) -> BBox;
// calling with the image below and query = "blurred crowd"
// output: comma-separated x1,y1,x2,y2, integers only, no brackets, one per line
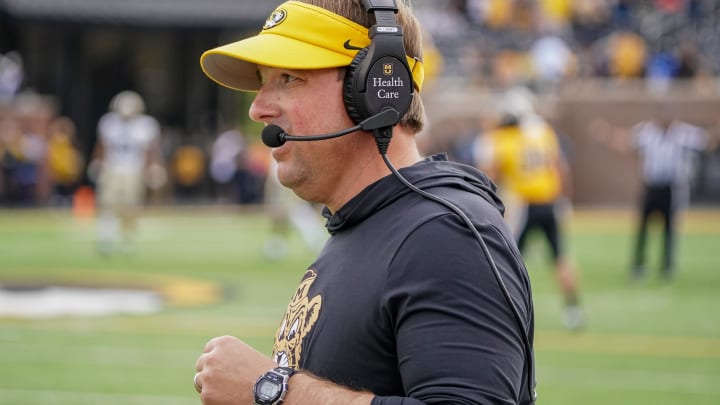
414,0,719,89
0,93,62,207
3,0,720,210
0,90,270,209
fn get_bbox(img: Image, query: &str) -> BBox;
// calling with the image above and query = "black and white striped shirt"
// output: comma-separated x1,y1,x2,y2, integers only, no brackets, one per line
632,120,708,187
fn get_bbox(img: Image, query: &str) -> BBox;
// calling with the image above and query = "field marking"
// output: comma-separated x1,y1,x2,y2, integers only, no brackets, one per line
537,330,720,359
570,208,720,234
0,342,194,368
2,330,718,367
0,313,280,338
0,388,197,405
537,365,720,395
0,270,223,309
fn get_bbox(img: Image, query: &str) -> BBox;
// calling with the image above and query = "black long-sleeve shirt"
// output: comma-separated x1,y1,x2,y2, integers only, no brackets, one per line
271,154,535,404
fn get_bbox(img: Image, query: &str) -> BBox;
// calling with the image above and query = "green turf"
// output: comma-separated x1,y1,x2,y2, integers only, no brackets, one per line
0,206,718,404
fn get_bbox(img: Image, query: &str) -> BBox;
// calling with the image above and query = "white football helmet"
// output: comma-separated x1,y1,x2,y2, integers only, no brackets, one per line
110,90,145,118
497,86,537,121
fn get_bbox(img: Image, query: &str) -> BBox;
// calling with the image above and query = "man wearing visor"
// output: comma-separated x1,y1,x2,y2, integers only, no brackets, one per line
193,1,536,404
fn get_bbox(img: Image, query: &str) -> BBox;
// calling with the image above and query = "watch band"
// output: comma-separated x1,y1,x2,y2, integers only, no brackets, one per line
274,367,296,377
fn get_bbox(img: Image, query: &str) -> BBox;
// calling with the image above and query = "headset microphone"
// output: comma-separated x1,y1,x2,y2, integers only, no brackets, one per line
261,108,399,148
261,124,360,148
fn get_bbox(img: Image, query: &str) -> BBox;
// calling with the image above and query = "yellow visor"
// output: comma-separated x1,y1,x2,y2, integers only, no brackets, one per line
200,1,424,92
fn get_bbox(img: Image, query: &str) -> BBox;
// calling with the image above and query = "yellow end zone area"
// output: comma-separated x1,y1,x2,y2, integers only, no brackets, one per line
0,269,223,308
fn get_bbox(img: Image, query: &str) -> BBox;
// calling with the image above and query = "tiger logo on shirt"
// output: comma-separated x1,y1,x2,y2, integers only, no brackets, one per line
273,269,322,368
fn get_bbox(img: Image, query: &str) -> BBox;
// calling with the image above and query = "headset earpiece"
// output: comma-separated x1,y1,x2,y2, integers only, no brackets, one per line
343,0,414,127
343,48,369,125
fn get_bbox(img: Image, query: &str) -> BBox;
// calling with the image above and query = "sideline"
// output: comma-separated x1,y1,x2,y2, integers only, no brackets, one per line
536,330,720,359
569,208,720,234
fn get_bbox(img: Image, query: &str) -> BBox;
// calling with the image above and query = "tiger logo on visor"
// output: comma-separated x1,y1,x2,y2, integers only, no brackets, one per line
263,9,287,30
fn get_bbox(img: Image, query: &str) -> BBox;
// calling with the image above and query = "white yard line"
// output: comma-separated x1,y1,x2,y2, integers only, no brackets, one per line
0,388,198,405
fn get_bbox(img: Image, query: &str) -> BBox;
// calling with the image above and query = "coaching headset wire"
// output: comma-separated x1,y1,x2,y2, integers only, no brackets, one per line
374,127,536,402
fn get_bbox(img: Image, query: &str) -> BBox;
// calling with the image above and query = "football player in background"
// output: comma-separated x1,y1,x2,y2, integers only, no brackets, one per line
90,90,164,255
477,86,584,331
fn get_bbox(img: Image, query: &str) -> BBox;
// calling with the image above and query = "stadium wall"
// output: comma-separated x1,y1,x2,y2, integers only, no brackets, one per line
423,79,720,207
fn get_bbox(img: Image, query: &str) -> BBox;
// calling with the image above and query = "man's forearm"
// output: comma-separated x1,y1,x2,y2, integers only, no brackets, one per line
284,372,374,405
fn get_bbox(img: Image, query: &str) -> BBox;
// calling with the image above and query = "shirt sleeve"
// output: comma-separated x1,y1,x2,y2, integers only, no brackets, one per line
680,123,709,151
374,213,533,405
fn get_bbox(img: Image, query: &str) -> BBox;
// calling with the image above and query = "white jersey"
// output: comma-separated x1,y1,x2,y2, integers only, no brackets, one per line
98,112,160,174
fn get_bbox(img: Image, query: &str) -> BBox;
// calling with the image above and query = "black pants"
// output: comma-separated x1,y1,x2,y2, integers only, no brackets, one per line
633,184,675,276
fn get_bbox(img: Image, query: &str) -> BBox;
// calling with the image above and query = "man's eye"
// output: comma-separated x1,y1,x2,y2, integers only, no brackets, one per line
282,73,299,84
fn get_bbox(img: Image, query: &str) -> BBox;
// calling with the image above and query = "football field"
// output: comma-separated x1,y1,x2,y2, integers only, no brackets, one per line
0,206,718,404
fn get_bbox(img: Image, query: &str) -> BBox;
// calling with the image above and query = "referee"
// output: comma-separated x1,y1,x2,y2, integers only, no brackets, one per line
591,103,713,280
630,108,709,280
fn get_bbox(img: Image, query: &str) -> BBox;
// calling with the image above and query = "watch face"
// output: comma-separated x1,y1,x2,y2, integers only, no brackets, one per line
256,379,281,402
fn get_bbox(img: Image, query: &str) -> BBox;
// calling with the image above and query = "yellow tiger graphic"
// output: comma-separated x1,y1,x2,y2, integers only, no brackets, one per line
273,269,322,368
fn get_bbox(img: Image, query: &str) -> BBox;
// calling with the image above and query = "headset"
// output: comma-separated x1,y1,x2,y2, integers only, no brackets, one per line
261,1,536,401
343,0,414,134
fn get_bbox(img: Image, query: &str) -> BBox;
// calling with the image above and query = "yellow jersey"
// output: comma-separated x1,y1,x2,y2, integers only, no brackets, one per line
484,120,562,204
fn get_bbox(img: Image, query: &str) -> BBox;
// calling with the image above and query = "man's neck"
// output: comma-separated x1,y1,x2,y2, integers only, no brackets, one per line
325,128,421,213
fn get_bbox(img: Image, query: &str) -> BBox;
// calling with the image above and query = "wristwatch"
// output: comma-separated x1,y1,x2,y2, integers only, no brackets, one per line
253,366,296,405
